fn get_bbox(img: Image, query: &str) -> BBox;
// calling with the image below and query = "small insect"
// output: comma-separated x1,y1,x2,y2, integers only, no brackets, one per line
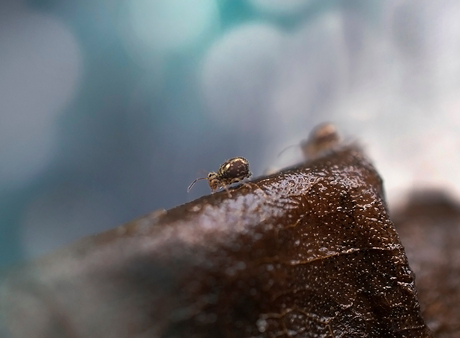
188,157,252,194
279,123,341,160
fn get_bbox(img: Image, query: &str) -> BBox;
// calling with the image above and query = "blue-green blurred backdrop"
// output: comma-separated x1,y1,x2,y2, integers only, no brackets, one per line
2,0,460,268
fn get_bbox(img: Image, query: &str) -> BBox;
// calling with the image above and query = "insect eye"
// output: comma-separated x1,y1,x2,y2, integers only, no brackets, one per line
208,173,213,178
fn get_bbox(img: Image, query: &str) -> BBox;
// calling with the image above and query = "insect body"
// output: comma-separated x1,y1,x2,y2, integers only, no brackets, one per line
279,123,340,160
300,123,340,159
188,157,252,193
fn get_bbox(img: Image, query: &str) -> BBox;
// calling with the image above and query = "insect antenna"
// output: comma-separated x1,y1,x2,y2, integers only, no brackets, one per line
277,144,300,158
187,177,208,192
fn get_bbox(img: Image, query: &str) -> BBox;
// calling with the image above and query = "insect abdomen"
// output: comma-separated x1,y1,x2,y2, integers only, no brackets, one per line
219,157,250,180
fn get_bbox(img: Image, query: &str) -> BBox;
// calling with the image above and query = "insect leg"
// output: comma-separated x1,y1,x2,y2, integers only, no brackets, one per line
222,185,232,198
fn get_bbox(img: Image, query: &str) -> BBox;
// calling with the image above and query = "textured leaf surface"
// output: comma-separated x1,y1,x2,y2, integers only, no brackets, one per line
0,146,431,337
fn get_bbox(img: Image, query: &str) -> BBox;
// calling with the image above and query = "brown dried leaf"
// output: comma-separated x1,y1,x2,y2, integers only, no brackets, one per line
0,146,431,337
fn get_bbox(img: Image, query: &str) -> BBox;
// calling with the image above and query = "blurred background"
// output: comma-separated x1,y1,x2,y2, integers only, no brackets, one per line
1,0,460,268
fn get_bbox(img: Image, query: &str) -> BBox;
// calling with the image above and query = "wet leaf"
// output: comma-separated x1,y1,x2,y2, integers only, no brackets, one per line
0,146,431,337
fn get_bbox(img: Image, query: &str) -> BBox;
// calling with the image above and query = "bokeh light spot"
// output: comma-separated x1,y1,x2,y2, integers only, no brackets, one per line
248,0,313,15
0,9,81,188
201,23,284,129
121,0,219,64
271,12,347,124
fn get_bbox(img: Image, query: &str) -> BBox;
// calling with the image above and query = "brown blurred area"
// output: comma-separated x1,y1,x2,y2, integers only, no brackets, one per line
393,190,460,337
